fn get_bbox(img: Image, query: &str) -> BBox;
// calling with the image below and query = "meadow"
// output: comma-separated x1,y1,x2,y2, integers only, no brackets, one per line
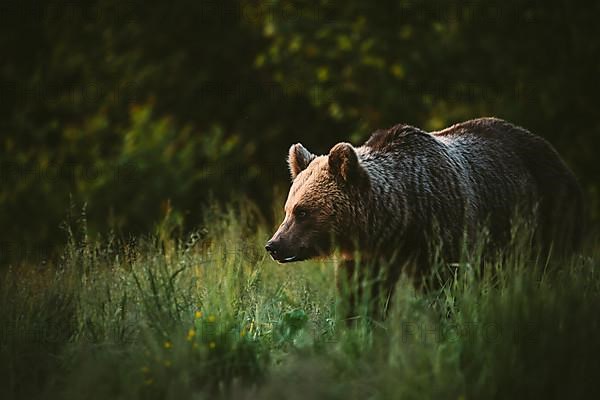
1,203,598,400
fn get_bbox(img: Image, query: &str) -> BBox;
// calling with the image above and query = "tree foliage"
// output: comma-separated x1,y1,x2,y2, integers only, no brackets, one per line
1,0,598,262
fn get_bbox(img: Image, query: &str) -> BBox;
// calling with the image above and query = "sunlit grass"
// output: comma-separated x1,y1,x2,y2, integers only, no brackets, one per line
0,204,598,399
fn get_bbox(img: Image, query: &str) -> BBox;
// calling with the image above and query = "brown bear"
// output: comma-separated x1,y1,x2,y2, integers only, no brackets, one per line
265,117,584,315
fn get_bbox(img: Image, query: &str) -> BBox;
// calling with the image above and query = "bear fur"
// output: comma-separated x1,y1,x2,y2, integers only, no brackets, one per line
265,117,584,313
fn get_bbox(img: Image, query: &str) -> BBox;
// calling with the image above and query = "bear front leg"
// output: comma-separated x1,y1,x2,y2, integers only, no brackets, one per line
337,259,362,324
337,259,394,324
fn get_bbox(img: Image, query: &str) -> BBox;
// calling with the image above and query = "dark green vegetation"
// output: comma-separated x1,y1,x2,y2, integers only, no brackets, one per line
1,206,599,399
1,1,599,262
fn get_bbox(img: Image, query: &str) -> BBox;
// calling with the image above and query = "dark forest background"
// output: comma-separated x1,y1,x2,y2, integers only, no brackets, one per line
1,0,599,264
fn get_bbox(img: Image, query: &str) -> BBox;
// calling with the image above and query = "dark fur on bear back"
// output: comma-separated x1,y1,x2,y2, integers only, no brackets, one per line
354,117,583,264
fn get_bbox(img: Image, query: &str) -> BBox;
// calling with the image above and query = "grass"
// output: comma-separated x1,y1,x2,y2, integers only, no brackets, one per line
1,203,599,400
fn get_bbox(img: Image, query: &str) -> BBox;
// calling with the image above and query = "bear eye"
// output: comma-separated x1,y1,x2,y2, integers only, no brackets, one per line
294,208,308,219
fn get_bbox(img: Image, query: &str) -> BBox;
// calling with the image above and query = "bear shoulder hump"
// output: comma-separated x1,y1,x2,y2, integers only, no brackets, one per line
364,123,430,152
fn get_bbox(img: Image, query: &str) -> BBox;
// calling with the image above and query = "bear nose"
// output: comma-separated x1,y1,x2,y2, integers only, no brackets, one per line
265,241,278,256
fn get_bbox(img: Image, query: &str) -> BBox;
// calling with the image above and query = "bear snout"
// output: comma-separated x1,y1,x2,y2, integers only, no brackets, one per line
265,239,299,263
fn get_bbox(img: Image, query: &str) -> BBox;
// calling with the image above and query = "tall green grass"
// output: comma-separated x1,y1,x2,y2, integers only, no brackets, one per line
1,204,598,399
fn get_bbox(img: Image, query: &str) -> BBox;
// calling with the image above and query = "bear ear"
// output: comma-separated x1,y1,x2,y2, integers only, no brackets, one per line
288,143,316,180
328,142,364,183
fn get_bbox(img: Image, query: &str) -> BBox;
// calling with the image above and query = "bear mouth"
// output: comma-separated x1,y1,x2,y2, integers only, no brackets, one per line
267,245,319,264
274,254,308,264
271,253,311,264
278,255,298,263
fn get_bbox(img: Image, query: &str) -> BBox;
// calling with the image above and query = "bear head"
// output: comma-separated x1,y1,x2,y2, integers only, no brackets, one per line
265,142,370,263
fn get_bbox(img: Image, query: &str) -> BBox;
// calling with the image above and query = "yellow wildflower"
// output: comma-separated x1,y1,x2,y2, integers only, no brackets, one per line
187,328,196,341
209,341,216,349
163,341,172,349
207,315,216,323
195,311,203,319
